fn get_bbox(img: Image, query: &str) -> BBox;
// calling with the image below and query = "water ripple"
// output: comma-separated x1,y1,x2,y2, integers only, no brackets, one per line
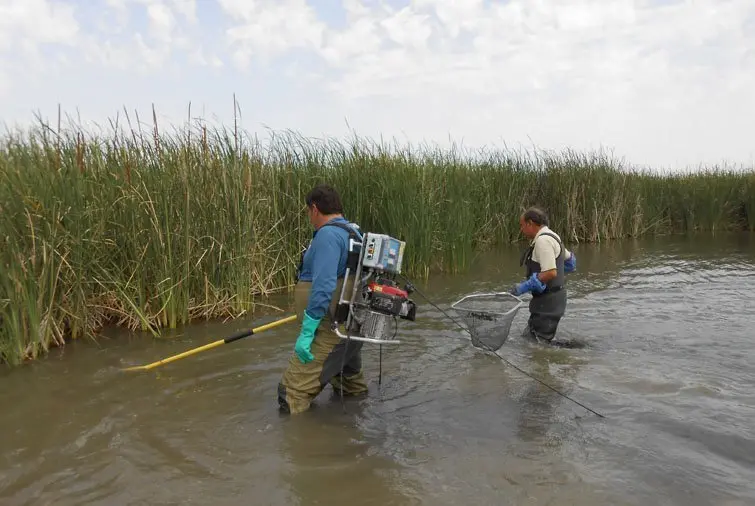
1,236,754,505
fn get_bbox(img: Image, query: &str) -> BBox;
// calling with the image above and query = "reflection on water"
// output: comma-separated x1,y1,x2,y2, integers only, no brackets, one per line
1,233,754,506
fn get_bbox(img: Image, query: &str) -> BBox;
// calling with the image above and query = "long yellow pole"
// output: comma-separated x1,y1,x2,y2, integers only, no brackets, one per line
122,314,297,372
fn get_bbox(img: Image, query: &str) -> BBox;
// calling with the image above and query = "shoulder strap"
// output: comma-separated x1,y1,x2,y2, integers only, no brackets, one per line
519,244,534,266
521,231,564,266
320,221,360,239
536,231,564,257
320,221,362,270
297,221,360,277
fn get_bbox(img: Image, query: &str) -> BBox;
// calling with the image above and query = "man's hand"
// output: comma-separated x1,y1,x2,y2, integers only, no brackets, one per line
294,311,321,364
510,273,547,296
565,253,576,273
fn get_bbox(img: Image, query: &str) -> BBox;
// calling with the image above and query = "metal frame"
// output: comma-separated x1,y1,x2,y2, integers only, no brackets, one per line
450,291,525,317
450,291,525,351
331,232,403,344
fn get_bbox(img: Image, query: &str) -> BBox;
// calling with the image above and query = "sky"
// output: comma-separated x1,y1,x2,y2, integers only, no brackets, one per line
0,0,753,171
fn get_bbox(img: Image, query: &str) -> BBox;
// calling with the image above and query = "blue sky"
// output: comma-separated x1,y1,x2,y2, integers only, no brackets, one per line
1,0,753,170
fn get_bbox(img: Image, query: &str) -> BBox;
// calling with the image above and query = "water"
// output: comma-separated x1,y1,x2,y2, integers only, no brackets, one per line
1,234,754,506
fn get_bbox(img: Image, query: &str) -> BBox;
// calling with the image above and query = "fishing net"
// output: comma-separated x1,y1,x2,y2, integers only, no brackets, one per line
450,292,525,352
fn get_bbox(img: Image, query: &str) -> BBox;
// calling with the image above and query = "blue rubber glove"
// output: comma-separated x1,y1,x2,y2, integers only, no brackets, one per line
564,253,576,273
294,310,320,364
511,273,547,296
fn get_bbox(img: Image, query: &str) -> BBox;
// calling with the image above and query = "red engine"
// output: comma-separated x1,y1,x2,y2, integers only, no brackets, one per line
364,280,416,321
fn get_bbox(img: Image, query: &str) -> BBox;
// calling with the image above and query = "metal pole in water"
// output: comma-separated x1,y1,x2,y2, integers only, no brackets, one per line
121,314,298,372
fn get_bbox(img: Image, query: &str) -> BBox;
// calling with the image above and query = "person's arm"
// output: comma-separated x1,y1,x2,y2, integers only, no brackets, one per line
564,247,576,273
306,228,341,319
538,269,558,283
292,228,342,364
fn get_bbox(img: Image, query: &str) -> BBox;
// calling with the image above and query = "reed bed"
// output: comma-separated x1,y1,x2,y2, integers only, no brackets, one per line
1,115,752,365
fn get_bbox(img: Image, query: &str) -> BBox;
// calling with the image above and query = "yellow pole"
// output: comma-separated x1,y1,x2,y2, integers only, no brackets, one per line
122,314,297,372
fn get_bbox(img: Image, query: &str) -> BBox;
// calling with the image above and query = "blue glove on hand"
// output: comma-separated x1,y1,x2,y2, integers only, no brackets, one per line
294,310,320,364
511,273,547,296
564,253,576,273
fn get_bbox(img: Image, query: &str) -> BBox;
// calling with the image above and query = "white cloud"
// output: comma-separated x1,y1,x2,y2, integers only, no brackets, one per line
314,0,752,105
0,0,753,169
218,0,325,68
146,2,175,41
166,0,197,23
0,0,78,51
411,0,486,39
294,0,755,168
319,9,383,67
0,0,79,102
379,6,433,49
188,48,224,68
75,0,203,71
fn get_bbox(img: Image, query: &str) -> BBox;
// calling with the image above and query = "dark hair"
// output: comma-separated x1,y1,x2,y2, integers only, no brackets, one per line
521,206,549,226
305,184,343,215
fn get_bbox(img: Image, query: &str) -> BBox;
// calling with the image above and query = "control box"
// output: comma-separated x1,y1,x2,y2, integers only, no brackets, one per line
361,233,405,274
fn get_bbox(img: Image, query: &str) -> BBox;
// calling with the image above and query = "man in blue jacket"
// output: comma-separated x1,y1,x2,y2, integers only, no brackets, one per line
278,184,368,414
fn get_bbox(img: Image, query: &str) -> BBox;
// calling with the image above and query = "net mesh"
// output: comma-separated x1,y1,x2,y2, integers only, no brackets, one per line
451,292,524,351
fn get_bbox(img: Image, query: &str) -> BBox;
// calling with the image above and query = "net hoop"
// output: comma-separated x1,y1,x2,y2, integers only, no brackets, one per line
450,291,525,351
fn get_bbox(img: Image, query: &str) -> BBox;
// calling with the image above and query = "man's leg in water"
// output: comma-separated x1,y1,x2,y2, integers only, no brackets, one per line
278,330,367,413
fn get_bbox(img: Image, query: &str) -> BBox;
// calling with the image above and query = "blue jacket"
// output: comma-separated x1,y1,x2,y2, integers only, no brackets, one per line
298,217,362,319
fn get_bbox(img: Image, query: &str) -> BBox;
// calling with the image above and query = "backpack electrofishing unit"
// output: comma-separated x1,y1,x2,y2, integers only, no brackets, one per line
326,223,417,344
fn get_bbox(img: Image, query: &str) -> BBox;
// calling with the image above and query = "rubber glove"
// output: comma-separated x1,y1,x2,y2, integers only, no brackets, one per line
564,253,577,273
510,273,547,296
294,311,320,364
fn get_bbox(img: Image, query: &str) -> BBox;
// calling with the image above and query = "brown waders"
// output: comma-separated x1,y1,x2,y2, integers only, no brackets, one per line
277,279,368,414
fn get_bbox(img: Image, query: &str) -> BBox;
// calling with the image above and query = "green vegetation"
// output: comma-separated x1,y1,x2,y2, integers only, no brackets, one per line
1,114,753,365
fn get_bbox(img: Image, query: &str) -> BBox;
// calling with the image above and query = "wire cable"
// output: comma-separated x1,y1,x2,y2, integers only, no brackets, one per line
399,274,605,419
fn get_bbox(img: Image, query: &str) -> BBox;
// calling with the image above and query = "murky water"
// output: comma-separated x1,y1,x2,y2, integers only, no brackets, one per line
1,234,754,506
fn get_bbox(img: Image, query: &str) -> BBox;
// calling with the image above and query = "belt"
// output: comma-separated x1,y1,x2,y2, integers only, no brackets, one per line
534,285,562,297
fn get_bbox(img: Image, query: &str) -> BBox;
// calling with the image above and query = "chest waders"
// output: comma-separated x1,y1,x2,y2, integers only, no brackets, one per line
520,231,567,342
278,221,369,414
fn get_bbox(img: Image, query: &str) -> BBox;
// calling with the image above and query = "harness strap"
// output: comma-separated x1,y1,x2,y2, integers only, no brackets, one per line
296,220,361,279
538,231,564,258
320,220,360,239
520,231,564,265
521,230,566,295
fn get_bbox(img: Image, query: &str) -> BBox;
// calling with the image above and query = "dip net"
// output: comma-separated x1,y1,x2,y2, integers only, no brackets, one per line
450,292,525,352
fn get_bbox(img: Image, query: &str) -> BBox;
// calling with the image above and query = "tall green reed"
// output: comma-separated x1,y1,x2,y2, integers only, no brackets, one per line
0,114,752,365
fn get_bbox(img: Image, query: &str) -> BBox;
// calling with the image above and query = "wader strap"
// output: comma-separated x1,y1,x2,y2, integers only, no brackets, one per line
320,221,359,239
520,245,533,267
296,220,362,278
523,230,566,296
533,231,564,257
520,232,563,266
